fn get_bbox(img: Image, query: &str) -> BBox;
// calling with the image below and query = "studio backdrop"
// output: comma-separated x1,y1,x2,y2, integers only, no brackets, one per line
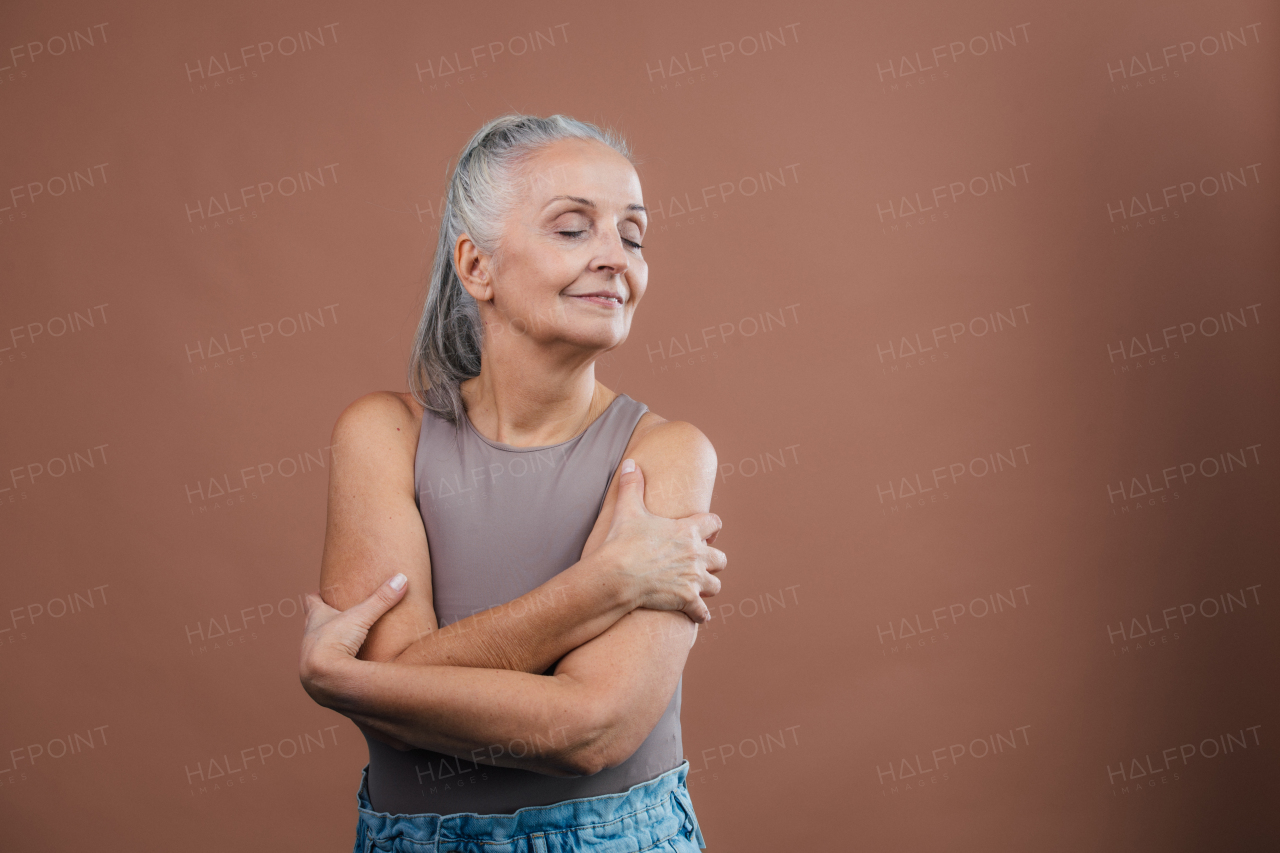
2,0,1277,850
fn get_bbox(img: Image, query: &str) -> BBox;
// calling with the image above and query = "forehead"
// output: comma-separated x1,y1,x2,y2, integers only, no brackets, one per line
516,138,642,208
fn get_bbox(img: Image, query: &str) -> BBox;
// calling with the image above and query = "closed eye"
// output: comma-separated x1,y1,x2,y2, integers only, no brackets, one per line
559,230,644,250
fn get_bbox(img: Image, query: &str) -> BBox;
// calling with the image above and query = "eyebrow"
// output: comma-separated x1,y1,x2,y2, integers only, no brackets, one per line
544,195,647,215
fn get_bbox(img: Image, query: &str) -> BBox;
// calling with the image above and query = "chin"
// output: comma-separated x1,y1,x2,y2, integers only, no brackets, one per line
565,326,627,351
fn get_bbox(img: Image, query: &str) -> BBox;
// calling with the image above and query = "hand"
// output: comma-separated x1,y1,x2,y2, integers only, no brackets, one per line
601,459,727,623
299,573,409,710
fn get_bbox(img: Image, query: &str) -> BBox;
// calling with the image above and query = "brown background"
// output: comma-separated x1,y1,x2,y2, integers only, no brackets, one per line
2,0,1277,850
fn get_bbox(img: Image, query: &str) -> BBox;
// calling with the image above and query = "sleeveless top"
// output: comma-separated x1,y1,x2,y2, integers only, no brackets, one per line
362,392,685,816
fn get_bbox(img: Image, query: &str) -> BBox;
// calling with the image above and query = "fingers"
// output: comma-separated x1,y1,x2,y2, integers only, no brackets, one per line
302,592,335,628
613,458,647,517
343,573,410,634
703,546,728,574
683,595,711,624
691,511,723,544
680,561,723,622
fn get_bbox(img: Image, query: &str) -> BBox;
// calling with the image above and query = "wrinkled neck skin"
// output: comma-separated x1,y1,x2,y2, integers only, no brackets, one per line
458,312,615,449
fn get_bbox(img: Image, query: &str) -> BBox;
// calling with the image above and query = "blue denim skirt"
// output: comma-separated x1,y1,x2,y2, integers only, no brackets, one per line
351,760,706,853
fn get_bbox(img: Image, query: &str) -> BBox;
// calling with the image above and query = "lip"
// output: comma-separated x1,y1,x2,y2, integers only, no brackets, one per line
567,293,624,307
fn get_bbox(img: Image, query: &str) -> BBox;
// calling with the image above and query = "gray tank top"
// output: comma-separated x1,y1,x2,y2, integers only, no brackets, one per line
362,392,684,816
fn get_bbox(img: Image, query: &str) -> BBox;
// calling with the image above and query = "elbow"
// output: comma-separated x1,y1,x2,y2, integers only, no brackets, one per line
560,740,626,777
559,747,608,777
556,703,640,777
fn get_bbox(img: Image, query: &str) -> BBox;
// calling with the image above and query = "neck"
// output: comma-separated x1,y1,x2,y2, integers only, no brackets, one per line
459,331,614,448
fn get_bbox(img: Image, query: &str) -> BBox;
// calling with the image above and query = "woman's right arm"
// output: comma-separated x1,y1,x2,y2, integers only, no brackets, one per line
316,392,723,678
301,418,720,776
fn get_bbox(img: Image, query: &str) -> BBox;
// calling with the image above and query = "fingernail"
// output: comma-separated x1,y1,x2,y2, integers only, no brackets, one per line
389,573,407,591
621,458,635,474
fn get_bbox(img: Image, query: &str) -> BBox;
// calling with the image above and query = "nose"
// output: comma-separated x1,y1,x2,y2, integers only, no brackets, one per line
590,228,630,277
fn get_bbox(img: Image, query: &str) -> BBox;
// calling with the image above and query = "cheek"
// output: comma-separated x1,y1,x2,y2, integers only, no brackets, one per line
502,250,569,296
629,276,648,305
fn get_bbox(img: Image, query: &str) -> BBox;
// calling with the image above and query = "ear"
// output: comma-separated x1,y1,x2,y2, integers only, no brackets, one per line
454,233,494,302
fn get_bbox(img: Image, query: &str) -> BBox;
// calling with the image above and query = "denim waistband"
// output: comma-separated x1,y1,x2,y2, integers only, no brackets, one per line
354,760,704,853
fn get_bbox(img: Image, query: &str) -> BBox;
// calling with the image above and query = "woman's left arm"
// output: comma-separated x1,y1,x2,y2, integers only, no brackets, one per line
301,421,717,775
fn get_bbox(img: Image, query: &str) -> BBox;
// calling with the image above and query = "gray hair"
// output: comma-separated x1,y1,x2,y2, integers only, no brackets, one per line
407,113,635,428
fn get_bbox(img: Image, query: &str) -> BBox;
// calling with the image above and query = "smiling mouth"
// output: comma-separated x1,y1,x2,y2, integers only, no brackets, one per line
568,294,624,306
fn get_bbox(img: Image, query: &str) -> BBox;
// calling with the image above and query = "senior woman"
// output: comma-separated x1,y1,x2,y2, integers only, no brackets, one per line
299,114,727,852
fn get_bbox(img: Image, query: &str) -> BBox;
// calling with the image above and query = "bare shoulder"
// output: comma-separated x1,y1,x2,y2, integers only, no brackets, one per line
331,391,423,461
322,389,432,614
628,410,717,470
320,390,435,630
579,408,716,557
623,411,718,515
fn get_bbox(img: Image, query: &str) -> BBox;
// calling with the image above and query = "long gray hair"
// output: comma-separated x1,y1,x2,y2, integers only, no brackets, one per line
408,113,635,427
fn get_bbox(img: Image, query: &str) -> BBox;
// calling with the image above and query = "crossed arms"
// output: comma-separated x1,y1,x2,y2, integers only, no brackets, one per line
300,392,719,776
